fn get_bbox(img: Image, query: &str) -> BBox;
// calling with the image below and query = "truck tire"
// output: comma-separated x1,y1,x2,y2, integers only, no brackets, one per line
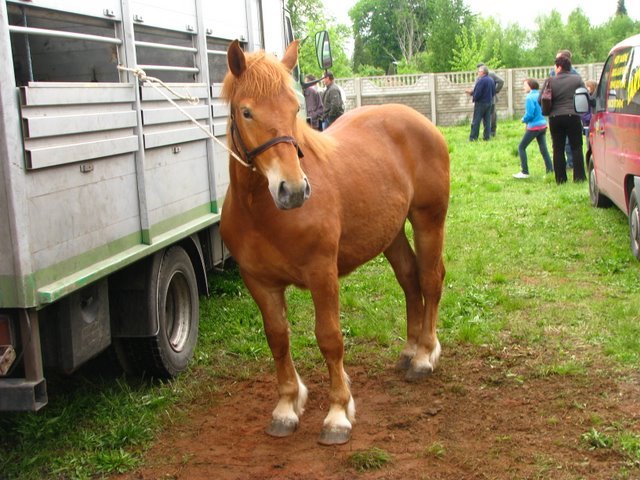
115,246,199,378
629,188,640,261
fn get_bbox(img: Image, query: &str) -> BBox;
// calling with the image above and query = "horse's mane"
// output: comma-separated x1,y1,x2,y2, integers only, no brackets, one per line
222,49,336,163
221,50,289,101
295,118,336,163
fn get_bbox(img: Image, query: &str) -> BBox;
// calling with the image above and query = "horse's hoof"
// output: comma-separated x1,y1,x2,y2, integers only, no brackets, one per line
405,365,433,382
395,355,412,371
266,418,298,438
318,426,351,446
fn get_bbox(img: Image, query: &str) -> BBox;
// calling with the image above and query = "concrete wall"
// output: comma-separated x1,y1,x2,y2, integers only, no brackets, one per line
336,63,604,127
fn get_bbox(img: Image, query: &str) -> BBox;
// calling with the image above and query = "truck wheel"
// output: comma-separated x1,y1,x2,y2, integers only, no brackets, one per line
629,188,640,261
589,161,612,208
115,246,199,378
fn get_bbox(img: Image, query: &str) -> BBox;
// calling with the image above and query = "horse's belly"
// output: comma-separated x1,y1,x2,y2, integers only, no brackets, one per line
336,210,406,275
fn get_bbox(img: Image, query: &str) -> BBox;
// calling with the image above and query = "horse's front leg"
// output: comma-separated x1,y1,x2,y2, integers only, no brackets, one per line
241,272,308,437
309,272,355,445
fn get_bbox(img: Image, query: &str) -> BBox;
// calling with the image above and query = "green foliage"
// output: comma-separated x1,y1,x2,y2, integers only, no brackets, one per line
450,25,485,71
424,0,472,72
354,63,386,76
351,0,408,71
0,377,169,479
344,1,639,74
287,0,353,78
347,447,392,471
582,428,614,450
423,441,447,459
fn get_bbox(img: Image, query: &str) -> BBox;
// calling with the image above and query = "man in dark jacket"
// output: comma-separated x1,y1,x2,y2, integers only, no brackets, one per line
477,62,504,137
468,65,496,141
321,71,344,127
303,74,324,130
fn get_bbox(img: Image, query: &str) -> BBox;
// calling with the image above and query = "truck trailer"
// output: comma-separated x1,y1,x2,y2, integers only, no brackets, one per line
0,0,299,411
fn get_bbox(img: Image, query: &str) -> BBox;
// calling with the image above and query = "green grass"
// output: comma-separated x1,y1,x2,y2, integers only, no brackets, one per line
2,119,640,479
347,447,393,471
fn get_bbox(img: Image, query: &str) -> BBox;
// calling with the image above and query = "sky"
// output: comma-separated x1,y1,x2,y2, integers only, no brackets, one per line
323,0,640,31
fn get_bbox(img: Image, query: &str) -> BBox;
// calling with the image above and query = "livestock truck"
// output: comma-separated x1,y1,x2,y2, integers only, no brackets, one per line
0,0,300,411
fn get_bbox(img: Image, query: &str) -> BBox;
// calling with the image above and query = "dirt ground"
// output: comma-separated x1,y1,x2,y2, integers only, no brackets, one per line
116,344,640,480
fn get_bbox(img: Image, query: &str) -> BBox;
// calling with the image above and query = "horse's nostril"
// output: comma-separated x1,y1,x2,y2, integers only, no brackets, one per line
278,181,289,200
304,178,311,199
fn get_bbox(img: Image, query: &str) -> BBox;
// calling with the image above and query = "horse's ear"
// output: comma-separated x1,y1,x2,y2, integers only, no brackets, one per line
281,40,300,72
227,40,247,77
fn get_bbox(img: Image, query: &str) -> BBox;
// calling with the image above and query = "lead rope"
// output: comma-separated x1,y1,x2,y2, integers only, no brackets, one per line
117,65,252,169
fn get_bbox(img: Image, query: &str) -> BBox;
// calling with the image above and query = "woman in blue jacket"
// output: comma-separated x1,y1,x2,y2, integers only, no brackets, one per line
513,78,553,179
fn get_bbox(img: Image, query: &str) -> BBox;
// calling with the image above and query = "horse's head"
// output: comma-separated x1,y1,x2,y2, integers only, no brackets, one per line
222,40,310,210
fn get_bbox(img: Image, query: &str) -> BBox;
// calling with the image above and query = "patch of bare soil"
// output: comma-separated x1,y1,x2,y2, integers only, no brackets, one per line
116,345,640,480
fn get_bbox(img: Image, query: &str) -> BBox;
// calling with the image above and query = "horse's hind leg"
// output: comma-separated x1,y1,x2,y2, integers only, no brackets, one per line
406,212,446,381
383,227,425,371
241,271,308,437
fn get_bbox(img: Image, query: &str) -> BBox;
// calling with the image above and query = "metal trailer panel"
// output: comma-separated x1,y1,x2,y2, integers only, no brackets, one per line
23,110,138,138
262,0,286,56
0,0,34,305
142,105,209,125
0,0,284,308
202,0,248,42
0,0,292,410
27,154,141,276
6,0,122,21
20,84,135,105
130,0,197,34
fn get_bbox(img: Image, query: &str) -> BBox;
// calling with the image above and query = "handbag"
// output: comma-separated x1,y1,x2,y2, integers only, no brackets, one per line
540,79,553,116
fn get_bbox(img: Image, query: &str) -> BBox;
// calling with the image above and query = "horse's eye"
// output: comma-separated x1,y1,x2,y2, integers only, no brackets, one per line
242,109,252,119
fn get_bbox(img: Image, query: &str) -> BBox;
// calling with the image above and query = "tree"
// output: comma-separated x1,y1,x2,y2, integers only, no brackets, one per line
287,0,353,78
616,0,628,16
424,0,473,72
565,8,593,63
601,13,640,51
351,0,406,72
450,25,484,71
396,0,429,64
287,0,324,39
529,10,568,66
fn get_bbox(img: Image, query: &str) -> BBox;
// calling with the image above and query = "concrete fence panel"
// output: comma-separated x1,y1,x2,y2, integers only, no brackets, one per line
335,63,604,127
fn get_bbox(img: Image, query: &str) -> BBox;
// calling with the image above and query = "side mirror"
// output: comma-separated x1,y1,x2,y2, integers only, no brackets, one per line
574,87,590,114
315,30,333,70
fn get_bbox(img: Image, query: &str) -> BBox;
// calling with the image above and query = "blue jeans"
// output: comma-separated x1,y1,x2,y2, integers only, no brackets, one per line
518,128,553,175
470,102,492,141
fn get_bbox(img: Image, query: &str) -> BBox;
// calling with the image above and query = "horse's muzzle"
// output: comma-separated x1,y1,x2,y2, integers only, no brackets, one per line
276,177,311,210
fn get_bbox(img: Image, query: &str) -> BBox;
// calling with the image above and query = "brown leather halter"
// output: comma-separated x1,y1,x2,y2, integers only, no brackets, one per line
230,113,304,168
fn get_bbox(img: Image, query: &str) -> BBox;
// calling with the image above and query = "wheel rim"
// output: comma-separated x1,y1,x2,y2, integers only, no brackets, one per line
164,271,192,353
632,202,640,254
589,167,598,204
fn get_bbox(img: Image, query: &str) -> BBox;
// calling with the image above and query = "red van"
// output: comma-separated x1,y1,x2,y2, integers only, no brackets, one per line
579,33,640,261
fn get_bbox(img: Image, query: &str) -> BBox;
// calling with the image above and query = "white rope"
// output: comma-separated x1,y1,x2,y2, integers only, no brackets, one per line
117,65,251,168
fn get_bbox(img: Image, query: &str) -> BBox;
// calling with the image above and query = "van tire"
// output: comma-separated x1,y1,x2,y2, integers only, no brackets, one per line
114,246,199,378
629,188,640,261
589,161,612,208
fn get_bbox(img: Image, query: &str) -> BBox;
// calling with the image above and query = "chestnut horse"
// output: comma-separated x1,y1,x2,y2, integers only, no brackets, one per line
220,40,449,445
